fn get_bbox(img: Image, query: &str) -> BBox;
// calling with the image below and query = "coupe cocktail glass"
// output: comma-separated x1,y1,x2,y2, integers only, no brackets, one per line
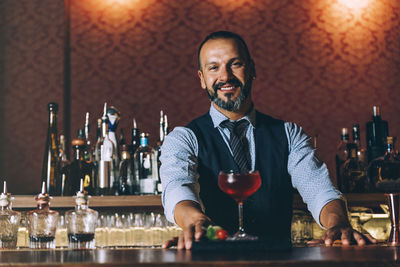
218,171,261,240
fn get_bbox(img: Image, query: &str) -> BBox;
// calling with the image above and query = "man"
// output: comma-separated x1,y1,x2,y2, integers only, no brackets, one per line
160,31,375,250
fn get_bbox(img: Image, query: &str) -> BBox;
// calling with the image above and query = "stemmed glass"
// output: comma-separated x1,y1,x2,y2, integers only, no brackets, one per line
218,170,261,240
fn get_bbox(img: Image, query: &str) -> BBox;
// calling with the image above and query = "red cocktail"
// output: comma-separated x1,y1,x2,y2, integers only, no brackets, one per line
218,171,261,240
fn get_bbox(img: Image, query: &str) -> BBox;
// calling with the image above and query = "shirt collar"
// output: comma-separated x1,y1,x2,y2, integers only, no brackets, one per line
209,104,256,128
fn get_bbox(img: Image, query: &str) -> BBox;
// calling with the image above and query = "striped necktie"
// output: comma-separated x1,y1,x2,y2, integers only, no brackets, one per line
220,119,251,173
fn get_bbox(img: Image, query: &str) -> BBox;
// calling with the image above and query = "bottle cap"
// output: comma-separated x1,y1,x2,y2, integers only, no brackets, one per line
35,181,51,205
0,181,11,207
48,102,58,112
74,179,90,205
373,106,381,116
386,137,395,145
71,138,85,147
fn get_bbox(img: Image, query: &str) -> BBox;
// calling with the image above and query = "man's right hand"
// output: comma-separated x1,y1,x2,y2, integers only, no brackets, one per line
162,200,212,250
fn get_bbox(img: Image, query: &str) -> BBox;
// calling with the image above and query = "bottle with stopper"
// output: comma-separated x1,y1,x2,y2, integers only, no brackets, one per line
0,181,21,249
65,179,98,249
26,182,59,249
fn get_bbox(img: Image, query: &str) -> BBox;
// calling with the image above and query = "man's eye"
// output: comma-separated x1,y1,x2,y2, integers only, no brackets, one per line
232,61,243,67
208,66,218,71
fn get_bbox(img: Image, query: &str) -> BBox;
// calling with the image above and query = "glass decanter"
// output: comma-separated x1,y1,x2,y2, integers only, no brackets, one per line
0,181,21,249
27,182,59,249
65,179,98,249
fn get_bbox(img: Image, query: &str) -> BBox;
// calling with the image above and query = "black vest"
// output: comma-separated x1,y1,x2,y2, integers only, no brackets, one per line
186,111,293,240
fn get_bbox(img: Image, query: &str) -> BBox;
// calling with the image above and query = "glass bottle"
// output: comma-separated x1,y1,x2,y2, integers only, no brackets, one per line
55,215,68,248
335,128,349,191
366,106,389,163
352,124,367,166
107,106,121,195
131,119,140,194
118,144,134,195
94,103,115,196
341,143,368,193
134,133,158,195
59,134,70,196
66,138,95,195
65,179,98,249
84,112,93,162
27,182,59,249
41,102,61,195
154,111,167,194
368,137,400,192
0,181,21,249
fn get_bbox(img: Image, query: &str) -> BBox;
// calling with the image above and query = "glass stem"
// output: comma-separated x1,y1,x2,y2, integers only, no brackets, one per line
238,201,244,234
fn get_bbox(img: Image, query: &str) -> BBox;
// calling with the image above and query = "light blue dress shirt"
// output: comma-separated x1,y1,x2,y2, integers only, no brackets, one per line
160,104,342,227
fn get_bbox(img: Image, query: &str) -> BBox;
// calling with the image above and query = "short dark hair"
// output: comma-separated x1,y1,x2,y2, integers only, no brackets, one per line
197,31,252,70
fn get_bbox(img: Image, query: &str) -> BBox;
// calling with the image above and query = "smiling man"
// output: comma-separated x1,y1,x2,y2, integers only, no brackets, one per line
160,31,375,250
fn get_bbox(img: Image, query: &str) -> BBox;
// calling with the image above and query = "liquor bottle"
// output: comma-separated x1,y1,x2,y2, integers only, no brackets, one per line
94,103,115,195
366,106,389,163
335,128,349,191
84,112,93,162
154,111,166,194
131,119,140,193
59,134,70,196
118,144,134,195
41,102,61,195
352,124,367,166
134,133,159,195
0,181,21,249
106,106,120,194
341,143,368,193
26,182,59,249
368,137,400,192
65,179,98,249
65,138,95,195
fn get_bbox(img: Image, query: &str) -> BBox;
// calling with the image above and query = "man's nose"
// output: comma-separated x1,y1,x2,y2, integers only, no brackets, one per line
219,66,233,83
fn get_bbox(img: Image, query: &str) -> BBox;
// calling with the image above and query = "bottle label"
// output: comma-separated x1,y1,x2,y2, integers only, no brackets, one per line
101,142,113,161
140,179,155,194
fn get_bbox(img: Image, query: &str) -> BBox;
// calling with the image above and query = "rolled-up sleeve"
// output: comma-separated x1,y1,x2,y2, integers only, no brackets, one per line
160,126,202,223
285,122,342,227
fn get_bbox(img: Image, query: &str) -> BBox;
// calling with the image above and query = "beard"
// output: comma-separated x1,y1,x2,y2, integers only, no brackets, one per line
206,77,252,112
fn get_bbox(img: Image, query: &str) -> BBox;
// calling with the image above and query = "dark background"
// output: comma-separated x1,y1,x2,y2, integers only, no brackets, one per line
0,0,399,194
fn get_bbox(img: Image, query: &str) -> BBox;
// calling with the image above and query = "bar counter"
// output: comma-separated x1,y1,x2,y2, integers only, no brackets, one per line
0,245,398,266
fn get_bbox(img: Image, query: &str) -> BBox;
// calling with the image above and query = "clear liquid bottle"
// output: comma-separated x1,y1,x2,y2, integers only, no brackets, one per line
134,133,158,195
41,102,61,195
95,103,115,196
84,112,93,163
352,124,367,166
131,119,140,194
0,181,21,249
335,128,349,191
65,179,98,249
107,106,121,194
27,182,59,249
118,144,134,195
366,106,389,163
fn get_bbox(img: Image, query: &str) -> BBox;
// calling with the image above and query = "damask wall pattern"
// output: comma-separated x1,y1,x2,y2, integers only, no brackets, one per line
0,0,399,194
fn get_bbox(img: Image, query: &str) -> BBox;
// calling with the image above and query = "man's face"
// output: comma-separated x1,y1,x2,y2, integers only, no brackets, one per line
198,38,254,112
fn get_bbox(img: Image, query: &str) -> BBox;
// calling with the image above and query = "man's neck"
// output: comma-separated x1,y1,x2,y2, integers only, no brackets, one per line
212,98,253,121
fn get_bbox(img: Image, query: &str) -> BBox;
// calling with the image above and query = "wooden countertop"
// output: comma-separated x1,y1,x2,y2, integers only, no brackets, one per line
0,246,398,266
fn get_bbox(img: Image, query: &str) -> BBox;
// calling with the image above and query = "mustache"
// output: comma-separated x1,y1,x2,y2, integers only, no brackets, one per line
213,79,243,92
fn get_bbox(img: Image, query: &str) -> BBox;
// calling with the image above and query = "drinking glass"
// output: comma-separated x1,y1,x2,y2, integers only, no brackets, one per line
218,170,261,240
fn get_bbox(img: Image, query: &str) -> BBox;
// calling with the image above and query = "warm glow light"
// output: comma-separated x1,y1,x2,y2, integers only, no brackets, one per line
337,0,371,10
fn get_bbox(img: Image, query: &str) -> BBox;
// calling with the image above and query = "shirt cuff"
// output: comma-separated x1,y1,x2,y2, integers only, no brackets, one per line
163,184,201,224
308,189,343,228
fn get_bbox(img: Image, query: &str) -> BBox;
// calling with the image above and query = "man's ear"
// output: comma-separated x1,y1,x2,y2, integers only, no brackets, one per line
198,70,207,89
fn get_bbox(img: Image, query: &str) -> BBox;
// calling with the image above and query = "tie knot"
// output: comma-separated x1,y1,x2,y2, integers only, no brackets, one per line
220,119,249,136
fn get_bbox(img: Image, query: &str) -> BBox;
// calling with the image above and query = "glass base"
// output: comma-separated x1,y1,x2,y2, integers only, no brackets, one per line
0,237,17,249
227,231,259,241
68,233,95,249
29,236,55,249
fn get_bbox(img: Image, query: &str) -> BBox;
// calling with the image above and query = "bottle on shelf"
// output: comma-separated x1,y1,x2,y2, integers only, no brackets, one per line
131,118,140,193
26,182,59,249
59,134,70,196
64,138,95,195
341,143,368,193
41,102,61,195
335,128,349,191
107,105,120,195
134,133,159,195
84,112,93,162
65,179,98,249
352,124,367,166
154,110,166,194
0,181,21,249
366,106,389,163
94,103,115,196
118,144,134,195
368,137,400,193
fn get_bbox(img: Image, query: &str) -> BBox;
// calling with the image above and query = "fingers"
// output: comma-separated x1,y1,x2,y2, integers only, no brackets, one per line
162,237,178,249
194,222,207,241
323,225,377,247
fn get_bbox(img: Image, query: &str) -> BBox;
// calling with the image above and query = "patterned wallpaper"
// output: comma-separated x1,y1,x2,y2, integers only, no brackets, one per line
0,0,399,194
